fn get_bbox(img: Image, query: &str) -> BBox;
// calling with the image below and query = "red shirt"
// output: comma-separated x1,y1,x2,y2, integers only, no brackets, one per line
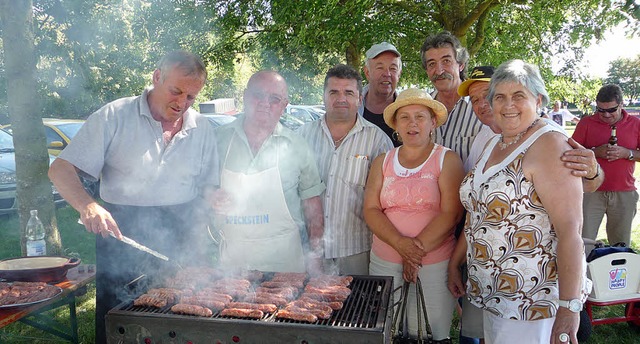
572,109,640,191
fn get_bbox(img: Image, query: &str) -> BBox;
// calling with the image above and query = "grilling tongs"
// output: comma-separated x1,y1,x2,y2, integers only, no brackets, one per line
109,232,169,261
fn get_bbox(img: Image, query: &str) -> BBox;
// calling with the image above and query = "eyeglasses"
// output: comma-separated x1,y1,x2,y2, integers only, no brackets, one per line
248,89,284,105
596,105,619,113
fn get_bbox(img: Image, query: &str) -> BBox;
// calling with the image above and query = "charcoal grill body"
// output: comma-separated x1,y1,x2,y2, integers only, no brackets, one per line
106,275,393,344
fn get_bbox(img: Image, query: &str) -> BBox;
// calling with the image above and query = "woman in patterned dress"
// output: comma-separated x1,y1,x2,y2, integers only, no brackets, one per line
364,88,465,341
457,60,590,344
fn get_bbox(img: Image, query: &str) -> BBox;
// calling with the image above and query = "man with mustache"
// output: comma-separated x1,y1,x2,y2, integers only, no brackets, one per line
420,31,482,165
48,51,219,344
358,42,403,147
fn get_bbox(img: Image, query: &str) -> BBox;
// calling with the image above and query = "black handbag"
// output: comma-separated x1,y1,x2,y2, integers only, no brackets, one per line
391,277,452,344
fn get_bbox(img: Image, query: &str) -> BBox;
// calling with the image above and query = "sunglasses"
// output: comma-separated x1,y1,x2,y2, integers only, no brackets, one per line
248,89,284,105
596,105,619,113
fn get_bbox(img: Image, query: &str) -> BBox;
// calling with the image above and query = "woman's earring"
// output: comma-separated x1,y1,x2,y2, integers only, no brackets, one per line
392,131,399,142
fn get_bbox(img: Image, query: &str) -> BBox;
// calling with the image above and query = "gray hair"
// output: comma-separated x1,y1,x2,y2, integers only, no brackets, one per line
157,50,207,82
488,59,550,108
420,31,469,80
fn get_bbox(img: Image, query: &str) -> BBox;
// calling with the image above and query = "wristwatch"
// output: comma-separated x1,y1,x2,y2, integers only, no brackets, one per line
558,299,583,312
629,150,635,161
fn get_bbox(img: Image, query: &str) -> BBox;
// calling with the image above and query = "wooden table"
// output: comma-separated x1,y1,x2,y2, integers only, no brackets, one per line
0,265,96,343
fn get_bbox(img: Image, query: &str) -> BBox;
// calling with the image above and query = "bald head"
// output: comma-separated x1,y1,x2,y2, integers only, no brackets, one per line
243,70,290,131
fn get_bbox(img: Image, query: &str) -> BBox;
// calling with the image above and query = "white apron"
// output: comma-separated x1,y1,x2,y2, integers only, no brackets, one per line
218,133,305,272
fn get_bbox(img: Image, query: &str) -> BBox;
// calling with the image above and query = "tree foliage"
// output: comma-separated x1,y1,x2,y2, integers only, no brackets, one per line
606,55,640,101
0,0,638,115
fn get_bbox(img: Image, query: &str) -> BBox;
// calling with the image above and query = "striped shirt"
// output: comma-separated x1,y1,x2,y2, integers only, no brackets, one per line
431,91,483,164
298,116,393,258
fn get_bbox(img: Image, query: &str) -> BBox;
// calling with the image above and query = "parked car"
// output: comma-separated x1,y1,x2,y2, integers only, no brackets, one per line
1,118,85,156
203,113,237,128
0,128,66,215
286,105,324,123
279,113,306,130
204,111,305,131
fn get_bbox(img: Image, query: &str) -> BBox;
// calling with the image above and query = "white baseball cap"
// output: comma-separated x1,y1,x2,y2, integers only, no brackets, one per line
365,42,401,59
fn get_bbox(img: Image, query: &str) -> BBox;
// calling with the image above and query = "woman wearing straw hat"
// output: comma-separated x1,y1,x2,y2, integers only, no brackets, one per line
364,88,464,341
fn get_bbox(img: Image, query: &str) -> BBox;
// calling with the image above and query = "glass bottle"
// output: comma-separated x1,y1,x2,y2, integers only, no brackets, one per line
608,125,617,146
26,210,46,256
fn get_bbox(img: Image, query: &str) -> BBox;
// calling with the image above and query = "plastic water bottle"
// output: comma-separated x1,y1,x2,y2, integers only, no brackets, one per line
26,210,46,256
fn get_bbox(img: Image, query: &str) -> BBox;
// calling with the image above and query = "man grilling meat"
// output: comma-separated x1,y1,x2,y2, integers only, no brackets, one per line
48,51,219,344
213,70,325,273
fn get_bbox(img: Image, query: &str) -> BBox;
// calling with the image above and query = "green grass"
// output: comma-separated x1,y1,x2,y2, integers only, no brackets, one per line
1,202,640,343
0,206,96,344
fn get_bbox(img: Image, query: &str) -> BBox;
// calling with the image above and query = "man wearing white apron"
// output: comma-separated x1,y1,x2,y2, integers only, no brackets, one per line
214,71,325,273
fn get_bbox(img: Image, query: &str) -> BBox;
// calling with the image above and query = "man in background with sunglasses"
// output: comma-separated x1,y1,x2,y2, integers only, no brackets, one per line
572,84,640,247
213,70,325,273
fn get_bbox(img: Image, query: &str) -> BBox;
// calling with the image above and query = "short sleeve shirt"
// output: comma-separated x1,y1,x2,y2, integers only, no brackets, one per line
59,88,220,206
215,116,325,231
431,91,483,165
298,115,393,258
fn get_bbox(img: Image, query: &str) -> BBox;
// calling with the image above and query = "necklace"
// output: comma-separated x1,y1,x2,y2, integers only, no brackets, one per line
498,118,540,150
333,132,348,146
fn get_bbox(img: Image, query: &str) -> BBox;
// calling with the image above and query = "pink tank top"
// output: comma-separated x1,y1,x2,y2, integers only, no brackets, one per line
371,144,455,264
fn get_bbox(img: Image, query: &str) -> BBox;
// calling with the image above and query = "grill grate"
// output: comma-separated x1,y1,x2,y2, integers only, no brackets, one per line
107,275,393,343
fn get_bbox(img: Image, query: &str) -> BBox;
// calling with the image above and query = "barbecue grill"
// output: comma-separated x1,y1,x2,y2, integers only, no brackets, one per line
106,275,394,343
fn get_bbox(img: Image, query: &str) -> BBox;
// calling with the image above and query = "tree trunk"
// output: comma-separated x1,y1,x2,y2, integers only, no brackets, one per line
345,41,361,70
0,0,63,255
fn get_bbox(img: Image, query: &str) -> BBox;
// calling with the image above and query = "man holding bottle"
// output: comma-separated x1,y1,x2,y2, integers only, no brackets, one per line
572,84,640,247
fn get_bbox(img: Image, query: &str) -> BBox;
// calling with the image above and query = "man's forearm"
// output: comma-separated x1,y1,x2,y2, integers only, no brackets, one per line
302,196,324,253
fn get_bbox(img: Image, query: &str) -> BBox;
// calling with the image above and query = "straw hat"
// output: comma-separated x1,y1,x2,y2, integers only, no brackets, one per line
383,88,448,130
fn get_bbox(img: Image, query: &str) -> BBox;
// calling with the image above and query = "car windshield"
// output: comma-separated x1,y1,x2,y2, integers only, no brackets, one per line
0,129,15,151
54,122,84,139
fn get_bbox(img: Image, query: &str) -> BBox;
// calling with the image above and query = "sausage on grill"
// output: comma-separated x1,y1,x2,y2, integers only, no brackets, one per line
255,287,298,300
260,280,304,289
171,303,213,317
180,296,227,310
244,293,288,306
285,304,332,320
297,296,343,310
304,285,351,298
308,275,353,287
133,294,168,308
220,308,264,319
227,302,277,313
276,309,318,323
299,292,348,303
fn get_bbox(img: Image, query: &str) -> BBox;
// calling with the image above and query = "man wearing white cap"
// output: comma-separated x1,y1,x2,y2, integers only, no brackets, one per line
358,41,403,146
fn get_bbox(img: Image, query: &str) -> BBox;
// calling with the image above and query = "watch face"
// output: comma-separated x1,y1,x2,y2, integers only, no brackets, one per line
568,299,582,312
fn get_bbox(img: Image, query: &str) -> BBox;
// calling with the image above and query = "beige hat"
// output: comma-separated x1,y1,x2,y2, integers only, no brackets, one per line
383,88,448,130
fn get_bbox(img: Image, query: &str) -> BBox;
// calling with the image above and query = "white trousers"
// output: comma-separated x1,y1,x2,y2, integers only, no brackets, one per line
483,310,555,344
369,252,455,340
